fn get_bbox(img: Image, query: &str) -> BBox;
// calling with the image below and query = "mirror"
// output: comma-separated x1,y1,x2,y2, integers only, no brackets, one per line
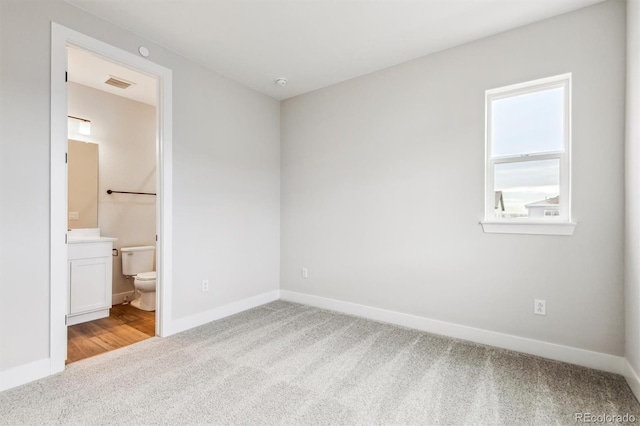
68,139,98,229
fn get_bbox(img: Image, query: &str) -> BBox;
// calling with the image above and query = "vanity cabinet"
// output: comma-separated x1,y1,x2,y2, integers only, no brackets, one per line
67,240,114,325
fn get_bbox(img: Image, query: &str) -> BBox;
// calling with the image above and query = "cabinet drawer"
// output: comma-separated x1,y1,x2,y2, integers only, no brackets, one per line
68,242,113,260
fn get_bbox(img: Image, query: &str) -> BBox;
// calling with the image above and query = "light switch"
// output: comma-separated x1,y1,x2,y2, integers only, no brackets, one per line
69,212,79,220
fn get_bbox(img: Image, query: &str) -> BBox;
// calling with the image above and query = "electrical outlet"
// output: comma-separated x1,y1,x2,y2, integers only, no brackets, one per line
301,267,308,278
202,280,209,292
534,299,546,316
69,211,79,220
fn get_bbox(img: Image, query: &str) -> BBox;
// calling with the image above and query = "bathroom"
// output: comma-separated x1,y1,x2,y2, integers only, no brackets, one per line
66,46,158,363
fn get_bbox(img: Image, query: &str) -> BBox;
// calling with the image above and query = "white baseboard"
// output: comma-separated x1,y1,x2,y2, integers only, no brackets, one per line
280,290,624,375
0,358,52,392
166,290,281,336
624,359,640,401
0,290,280,393
2,290,624,394
112,291,134,306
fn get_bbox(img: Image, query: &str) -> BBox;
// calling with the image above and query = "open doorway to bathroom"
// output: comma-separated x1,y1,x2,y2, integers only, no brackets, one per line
49,22,173,374
65,46,159,364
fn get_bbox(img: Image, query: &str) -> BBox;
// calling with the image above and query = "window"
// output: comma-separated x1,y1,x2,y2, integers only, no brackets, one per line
481,74,576,236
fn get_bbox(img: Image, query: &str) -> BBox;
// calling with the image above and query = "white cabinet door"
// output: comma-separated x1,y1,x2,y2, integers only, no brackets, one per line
69,257,110,315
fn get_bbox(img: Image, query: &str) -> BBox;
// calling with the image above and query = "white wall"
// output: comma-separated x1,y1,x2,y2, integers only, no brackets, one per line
68,82,157,299
281,0,626,356
0,0,280,371
626,0,640,380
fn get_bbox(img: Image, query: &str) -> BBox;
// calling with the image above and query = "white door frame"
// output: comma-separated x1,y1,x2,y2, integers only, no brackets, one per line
50,23,173,374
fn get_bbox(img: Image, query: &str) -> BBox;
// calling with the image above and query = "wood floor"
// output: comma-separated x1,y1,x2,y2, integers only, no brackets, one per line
67,303,155,364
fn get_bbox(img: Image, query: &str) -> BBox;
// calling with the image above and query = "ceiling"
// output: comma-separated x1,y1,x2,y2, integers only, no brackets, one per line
66,0,605,100
67,46,157,105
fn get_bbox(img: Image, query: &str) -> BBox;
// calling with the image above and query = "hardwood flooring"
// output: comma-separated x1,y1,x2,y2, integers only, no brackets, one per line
67,303,155,364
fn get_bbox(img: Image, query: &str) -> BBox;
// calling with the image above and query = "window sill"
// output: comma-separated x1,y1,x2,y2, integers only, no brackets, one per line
480,221,577,236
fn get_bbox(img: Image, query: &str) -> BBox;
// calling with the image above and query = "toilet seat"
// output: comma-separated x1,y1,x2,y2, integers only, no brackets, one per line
136,271,156,281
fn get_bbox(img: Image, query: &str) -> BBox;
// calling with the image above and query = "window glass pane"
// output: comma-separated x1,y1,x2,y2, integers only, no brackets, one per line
491,87,564,157
494,159,560,218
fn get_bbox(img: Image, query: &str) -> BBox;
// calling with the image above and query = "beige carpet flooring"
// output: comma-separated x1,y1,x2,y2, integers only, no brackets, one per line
1,300,638,425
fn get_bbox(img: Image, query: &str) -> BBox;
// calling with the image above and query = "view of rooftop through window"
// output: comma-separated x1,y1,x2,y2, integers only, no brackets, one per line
494,159,559,217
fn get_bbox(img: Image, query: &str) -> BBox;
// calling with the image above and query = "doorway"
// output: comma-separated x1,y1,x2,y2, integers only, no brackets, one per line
65,45,158,363
50,23,173,374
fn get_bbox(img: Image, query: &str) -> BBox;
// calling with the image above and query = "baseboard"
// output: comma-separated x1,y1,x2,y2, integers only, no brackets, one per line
0,291,280,393
0,358,51,392
166,290,281,336
112,291,134,306
280,290,624,375
624,359,640,402
2,290,622,393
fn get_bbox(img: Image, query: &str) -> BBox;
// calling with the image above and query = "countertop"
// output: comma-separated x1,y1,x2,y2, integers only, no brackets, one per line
68,236,118,244
67,228,117,244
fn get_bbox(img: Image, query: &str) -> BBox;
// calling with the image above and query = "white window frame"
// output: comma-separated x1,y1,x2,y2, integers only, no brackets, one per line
480,73,577,236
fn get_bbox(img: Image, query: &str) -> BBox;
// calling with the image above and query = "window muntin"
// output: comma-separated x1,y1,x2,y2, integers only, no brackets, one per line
485,74,571,223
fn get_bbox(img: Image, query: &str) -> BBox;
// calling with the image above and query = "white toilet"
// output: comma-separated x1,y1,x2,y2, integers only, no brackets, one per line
121,246,156,311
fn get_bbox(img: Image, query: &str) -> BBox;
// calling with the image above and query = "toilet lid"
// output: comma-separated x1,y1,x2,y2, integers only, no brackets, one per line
136,271,156,281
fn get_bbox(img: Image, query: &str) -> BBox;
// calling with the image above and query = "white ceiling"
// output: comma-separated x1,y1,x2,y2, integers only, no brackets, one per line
66,0,604,100
67,46,157,105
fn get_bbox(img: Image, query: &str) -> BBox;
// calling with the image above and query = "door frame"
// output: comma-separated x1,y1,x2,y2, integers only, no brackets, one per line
50,23,173,374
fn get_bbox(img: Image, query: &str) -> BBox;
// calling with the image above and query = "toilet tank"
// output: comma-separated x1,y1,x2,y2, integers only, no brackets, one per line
121,246,155,275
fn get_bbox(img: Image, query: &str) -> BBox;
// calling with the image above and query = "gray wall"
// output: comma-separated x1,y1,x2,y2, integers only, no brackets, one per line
281,1,625,355
0,0,280,370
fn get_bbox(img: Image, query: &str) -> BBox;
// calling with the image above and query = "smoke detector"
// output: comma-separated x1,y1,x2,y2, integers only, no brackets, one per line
275,78,288,87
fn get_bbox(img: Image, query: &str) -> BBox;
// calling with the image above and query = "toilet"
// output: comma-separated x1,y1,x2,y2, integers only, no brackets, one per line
121,246,156,311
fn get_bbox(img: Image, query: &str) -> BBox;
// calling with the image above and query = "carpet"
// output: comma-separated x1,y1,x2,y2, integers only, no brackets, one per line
1,300,638,425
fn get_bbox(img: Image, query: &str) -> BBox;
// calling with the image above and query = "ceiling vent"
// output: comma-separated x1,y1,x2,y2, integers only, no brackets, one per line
104,76,135,89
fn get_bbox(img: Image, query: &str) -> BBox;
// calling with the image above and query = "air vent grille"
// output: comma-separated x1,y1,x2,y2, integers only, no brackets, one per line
104,76,134,89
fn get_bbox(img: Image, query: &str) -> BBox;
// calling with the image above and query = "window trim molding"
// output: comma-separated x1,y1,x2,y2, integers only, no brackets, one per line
483,73,573,235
